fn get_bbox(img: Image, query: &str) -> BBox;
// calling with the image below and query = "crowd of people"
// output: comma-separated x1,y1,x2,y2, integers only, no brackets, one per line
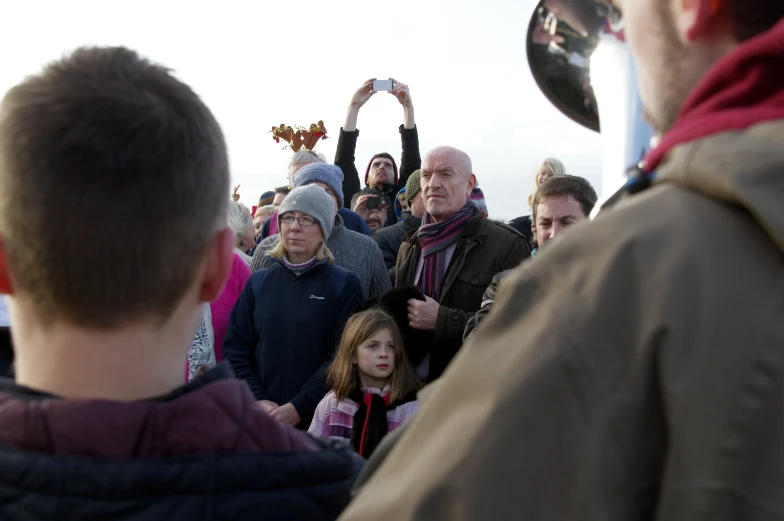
188,76,586,426
0,0,782,518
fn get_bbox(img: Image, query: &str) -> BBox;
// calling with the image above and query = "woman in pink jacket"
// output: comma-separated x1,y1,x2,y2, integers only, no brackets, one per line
211,252,251,362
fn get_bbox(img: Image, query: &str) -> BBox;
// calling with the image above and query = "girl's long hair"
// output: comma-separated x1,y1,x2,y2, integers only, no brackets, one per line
328,308,422,403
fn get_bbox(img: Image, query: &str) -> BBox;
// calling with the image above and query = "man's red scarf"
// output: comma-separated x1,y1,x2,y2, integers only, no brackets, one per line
644,18,784,173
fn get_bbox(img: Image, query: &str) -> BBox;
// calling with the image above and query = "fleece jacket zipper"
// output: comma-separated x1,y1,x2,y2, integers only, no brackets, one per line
285,272,298,400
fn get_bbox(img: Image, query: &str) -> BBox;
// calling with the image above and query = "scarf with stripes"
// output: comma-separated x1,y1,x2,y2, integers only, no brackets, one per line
416,201,475,300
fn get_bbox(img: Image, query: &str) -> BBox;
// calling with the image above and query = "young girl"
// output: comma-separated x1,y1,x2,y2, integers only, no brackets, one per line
309,308,422,458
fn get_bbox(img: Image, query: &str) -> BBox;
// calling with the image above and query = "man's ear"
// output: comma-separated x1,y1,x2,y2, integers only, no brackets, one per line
0,241,13,295
467,174,477,196
199,228,234,302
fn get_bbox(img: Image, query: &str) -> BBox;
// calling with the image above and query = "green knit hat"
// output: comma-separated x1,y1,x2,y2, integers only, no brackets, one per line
405,170,422,203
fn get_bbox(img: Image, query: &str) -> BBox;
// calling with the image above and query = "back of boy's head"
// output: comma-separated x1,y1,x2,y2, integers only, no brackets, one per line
0,47,229,327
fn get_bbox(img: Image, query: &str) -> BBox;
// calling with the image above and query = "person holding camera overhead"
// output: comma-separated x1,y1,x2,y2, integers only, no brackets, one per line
335,78,421,229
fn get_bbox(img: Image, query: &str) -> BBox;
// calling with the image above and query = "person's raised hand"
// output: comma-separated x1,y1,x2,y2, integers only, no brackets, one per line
258,400,279,414
350,79,377,108
390,79,412,108
269,402,301,426
407,296,439,331
353,194,371,218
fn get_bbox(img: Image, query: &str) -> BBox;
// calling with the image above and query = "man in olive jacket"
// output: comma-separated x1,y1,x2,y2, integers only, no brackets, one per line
339,2,784,521
395,146,529,382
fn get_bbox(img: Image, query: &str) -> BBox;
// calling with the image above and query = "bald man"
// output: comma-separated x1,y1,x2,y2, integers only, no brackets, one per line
395,146,530,382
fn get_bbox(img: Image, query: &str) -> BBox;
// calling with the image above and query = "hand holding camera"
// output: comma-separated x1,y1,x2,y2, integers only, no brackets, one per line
389,79,412,108
354,193,390,214
350,78,377,109
344,78,414,131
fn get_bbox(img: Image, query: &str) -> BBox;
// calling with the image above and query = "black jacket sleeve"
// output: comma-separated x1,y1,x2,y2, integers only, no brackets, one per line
373,231,398,273
335,128,362,210
290,273,365,419
463,270,508,340
397,125,421,191
223,274,268,400
433,235,530,379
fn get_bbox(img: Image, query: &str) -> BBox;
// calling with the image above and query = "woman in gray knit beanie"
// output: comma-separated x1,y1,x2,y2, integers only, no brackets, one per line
223,183,365,429
252,180,393,301
268,184,335,267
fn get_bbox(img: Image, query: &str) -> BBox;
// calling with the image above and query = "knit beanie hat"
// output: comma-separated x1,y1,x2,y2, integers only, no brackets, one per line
405,170,422,203
258,190,275,207
364,153,399,186
470,187,488,218
293,163,345,209
277,184,335,241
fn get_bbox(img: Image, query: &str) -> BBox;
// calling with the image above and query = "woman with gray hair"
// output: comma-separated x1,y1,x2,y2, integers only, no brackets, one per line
227,201,255,267
287,150,327,186
224,184,365,429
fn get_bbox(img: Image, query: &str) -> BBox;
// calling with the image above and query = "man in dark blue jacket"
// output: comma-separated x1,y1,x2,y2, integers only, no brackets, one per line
0,46,362,520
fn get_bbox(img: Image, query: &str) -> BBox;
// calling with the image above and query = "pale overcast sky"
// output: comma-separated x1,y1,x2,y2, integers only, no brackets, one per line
1,0,603,220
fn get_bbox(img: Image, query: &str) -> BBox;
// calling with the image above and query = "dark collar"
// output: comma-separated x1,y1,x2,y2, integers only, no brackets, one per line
0,362,236,403
269,256,330,276
463,207,486,238
372,184,397,197
403,212,422,227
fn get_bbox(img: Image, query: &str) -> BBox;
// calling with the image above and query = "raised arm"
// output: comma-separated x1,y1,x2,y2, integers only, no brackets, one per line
336,79,377,208
390,79,420,190
390,79,415,130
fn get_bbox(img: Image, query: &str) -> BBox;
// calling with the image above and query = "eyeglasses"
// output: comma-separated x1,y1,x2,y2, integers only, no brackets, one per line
280,214,316,227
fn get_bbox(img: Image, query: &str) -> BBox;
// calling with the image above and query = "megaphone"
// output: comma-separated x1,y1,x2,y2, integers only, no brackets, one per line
525,0,656,213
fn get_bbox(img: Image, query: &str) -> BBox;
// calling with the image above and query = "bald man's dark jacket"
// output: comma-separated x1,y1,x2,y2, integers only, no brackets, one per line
395,207,530,380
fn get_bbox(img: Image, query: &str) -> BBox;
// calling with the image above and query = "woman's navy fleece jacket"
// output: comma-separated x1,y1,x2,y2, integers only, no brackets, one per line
223,259,364,427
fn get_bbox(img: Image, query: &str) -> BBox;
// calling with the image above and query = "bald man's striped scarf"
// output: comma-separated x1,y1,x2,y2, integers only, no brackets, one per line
417,201,476,300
